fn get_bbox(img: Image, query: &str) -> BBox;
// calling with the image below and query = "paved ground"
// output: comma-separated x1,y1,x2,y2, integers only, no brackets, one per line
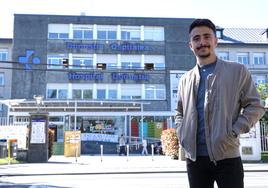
1,155,268,188
1,155,268,176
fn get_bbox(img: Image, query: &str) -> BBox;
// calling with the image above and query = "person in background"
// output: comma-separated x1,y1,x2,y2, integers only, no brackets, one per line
141,137,148,155
175,18,265,188
118,134,126,156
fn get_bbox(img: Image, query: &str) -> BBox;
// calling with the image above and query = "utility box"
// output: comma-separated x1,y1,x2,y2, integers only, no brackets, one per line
27,112,49,163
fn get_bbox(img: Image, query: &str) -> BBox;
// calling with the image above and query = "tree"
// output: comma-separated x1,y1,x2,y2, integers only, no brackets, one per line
256,83,268,121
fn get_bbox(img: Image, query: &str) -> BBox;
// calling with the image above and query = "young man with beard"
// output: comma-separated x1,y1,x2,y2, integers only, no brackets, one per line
175,19,265,188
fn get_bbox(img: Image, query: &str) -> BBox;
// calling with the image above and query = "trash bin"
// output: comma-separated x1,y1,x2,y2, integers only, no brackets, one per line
9,139,18,158
0,139,7,158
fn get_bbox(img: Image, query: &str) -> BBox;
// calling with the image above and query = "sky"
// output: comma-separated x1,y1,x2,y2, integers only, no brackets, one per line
0,0,267,38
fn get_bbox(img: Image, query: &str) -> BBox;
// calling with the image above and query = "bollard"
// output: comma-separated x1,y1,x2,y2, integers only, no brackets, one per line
151,144,154,161
126,144,129,161
100,145,103,162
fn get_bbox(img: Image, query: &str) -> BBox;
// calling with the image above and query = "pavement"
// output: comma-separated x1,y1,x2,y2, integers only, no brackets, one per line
1,155,268,177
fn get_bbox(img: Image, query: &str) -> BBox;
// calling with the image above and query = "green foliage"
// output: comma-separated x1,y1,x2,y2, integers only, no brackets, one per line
256,83,268,101
256,84,268,121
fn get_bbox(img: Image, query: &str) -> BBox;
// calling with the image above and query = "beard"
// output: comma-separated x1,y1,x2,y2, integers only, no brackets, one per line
197,52,211,58
196,45,211,58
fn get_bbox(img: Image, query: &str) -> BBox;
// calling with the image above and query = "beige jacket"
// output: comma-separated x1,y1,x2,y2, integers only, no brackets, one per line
175,59,265,162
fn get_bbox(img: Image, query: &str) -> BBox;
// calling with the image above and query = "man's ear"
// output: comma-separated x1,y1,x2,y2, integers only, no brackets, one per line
189,41,194,51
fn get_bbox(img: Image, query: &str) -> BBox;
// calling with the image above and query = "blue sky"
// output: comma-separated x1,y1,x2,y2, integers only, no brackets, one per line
0,0,267,38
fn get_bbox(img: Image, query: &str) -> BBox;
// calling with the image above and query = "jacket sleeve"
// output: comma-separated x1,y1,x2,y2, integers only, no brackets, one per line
232,65,266,135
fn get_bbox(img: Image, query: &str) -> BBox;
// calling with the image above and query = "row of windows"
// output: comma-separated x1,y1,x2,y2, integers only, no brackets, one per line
46,84,166,100
218,52,267,65
47,54,165,70
0,49,8,61
0,73,4,86
48,24,164,41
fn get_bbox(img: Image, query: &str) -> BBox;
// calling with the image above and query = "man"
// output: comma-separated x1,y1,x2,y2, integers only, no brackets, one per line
141,137,148,155
175,19,265,188
118,134,126,156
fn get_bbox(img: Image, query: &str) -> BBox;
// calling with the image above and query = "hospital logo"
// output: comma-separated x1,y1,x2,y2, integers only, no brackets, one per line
18,50,41,70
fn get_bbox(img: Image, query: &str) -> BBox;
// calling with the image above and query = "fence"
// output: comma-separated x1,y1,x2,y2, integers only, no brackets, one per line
260,121,268,152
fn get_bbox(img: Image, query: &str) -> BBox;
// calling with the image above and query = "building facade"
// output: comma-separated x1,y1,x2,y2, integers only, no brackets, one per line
5,14,268,154
0,38,13,118
216,28,268,84
9,14,195,153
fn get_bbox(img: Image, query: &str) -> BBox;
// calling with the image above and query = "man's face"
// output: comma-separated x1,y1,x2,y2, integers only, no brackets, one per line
189,26,218,59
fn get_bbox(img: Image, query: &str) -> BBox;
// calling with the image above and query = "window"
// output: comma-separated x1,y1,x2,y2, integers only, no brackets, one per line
97,89,106,99
121,85,142,100
58,89,68,99
108,90,117,99
218,52,229,61
144,27,164,41
121,26,140,40
97,25,117,40
83,89,93,99
254,75,266,85
47,84,68,99
121,62,141,69
73,89,82,99
253,53,265,65
47,55,66,69
237,53,249,65
72,56,93,69
48,24,69,39
0,73,4,86
0,49,8,61
73,25,93,40
145,85,166,100
47,89,57,99
97,55,118,69
144,55,165,70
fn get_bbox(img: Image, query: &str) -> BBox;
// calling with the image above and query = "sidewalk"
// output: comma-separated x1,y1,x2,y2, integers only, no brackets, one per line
1,155,268,176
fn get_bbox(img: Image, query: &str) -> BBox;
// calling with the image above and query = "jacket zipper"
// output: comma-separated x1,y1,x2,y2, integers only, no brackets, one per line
206,75,217,165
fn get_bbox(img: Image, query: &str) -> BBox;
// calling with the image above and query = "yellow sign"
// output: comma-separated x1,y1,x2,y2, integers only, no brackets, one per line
64,131,81,157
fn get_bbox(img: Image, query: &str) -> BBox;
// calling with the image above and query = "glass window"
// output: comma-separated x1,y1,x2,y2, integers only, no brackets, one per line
121,26,140,40
253,53,265,65
47,55,66,69
121,62,141,69
0,49,8,61
58,89,68,99
97,89,106,99
237,53,249,65
72,56,93,69
144,27,164,41
145,85,166,100
218,52,229,61
108,90,117,99
83,89,93,99
73,26,93,40
121,85,142,100
48,24,69,39
0,73,4,86
47,89,57,99
73,89,82,99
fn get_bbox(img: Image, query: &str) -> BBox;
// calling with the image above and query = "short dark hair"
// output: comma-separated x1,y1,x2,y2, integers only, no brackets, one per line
189,19,216,35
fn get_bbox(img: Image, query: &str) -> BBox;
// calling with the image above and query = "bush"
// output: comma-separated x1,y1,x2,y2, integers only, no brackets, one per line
161,128,179,158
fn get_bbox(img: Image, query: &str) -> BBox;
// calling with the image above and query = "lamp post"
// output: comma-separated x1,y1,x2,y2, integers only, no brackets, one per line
33,95,43,112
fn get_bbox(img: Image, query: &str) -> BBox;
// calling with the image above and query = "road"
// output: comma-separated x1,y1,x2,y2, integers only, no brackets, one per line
1,171,268,188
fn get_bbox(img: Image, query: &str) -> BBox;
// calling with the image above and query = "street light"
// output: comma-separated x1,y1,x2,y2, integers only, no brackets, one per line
33,95,43,112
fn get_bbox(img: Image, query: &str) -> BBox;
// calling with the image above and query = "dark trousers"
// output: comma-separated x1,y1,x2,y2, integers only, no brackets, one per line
186,156,244,188
119,146,126,155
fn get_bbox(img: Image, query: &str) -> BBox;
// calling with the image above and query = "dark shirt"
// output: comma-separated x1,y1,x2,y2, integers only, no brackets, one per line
196,62,216,156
